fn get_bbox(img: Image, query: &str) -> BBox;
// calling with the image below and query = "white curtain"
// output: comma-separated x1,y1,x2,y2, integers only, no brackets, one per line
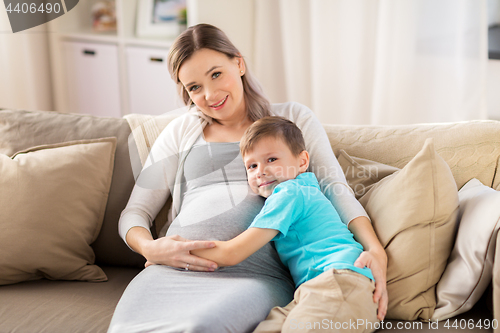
253,0,488,125
0,8,53,111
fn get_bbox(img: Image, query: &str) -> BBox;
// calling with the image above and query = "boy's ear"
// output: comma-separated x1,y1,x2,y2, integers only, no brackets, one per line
299,150,310,172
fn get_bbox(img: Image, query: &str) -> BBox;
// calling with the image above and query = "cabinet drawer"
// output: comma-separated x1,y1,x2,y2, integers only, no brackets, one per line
126,46,183,115
63,41,121,117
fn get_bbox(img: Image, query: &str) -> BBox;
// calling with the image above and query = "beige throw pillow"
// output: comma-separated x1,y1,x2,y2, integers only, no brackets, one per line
337,150,400,199
357,138,459,320
0,138,117,285
432,178,500,321
0,109,145,268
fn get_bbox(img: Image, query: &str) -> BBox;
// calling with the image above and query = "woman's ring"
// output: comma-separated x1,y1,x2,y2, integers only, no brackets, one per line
185,263,190,271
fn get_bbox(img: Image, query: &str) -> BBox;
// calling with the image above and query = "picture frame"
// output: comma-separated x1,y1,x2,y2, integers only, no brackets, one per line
136,0,185,38
91,0,117,32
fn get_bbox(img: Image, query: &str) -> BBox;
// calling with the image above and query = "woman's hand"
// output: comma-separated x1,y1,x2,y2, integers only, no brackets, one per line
143,234,218,271
354,249,388,321
348,216,388,321
126,227,218,271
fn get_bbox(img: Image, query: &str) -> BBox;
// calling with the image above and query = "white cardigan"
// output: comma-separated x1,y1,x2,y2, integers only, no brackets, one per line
119,102,369,246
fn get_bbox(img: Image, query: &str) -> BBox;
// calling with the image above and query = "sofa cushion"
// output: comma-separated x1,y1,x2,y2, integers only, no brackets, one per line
0,138,117,285
432,179,500,321
0,266,141,333
0,109,145,268
375,297,492,333
357,138,459,320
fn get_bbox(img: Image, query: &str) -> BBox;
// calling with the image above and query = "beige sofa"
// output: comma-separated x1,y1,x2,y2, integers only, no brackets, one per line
0,108,498,333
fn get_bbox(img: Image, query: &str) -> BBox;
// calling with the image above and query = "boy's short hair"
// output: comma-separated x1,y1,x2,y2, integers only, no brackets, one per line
240,116,306,157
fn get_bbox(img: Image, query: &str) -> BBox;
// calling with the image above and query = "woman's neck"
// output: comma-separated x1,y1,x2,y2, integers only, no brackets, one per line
204,114,253,143
212,109,251,128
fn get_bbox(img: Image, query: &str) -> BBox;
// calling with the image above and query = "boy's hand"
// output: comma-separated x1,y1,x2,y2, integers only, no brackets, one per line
142,234,218,271
354,250,388,321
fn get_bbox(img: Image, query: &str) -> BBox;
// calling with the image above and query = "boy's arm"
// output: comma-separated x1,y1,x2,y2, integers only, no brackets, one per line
191,228,279,267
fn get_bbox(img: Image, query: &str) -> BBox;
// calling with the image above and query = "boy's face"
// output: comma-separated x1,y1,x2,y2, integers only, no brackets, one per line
243,136,309,198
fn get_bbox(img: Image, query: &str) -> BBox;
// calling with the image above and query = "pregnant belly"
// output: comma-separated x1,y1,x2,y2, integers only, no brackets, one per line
166,184,264,241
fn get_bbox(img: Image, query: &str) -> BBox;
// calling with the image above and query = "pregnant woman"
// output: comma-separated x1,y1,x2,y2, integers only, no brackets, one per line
108,23,387,333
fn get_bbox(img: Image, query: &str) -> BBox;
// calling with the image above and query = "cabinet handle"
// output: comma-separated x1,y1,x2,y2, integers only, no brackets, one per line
150,57,163,62
83,50,96,56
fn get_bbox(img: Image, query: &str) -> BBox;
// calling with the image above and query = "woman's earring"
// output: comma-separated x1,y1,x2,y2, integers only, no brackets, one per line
240,70,244,75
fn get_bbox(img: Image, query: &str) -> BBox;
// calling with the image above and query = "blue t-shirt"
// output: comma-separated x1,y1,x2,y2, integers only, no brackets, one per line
248,172,373,288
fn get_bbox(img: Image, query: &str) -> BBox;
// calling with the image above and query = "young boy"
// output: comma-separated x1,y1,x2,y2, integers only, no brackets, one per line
192,116,379,333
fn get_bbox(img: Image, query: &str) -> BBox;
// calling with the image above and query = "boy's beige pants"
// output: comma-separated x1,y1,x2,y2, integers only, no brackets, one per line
253,269,379,333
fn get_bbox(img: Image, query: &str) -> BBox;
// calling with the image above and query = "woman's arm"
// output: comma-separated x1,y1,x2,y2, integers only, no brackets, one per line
350,216,388,321
120,114,218,271
192,228,279,267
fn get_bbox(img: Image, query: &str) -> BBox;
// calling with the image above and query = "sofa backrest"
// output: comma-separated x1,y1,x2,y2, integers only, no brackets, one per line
323,120,500,191
2,109,499,269
143,116,500,191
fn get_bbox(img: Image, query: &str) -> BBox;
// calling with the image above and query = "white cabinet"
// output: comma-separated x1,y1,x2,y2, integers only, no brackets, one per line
63,41,121,117
126,46,183,115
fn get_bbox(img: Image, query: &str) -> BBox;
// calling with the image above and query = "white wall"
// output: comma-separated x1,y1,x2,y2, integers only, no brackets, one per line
489,0,500,26
488,0,500,120
187,0,255,68
488,60,500,120
0,6,53,111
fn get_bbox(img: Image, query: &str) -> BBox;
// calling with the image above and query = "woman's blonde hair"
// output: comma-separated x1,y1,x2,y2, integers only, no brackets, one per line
167,23,270,121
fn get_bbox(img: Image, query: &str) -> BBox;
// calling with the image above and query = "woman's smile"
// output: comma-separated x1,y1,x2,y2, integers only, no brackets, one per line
210,95,228,109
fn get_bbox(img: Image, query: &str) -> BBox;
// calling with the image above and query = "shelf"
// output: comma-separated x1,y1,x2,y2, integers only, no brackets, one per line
59,30,119,44
122,37,175,49
48,0,192,116
53,1,176,49
57,31,175,49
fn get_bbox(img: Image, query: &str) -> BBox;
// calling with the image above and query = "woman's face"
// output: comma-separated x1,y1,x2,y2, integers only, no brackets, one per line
178,48,246,123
